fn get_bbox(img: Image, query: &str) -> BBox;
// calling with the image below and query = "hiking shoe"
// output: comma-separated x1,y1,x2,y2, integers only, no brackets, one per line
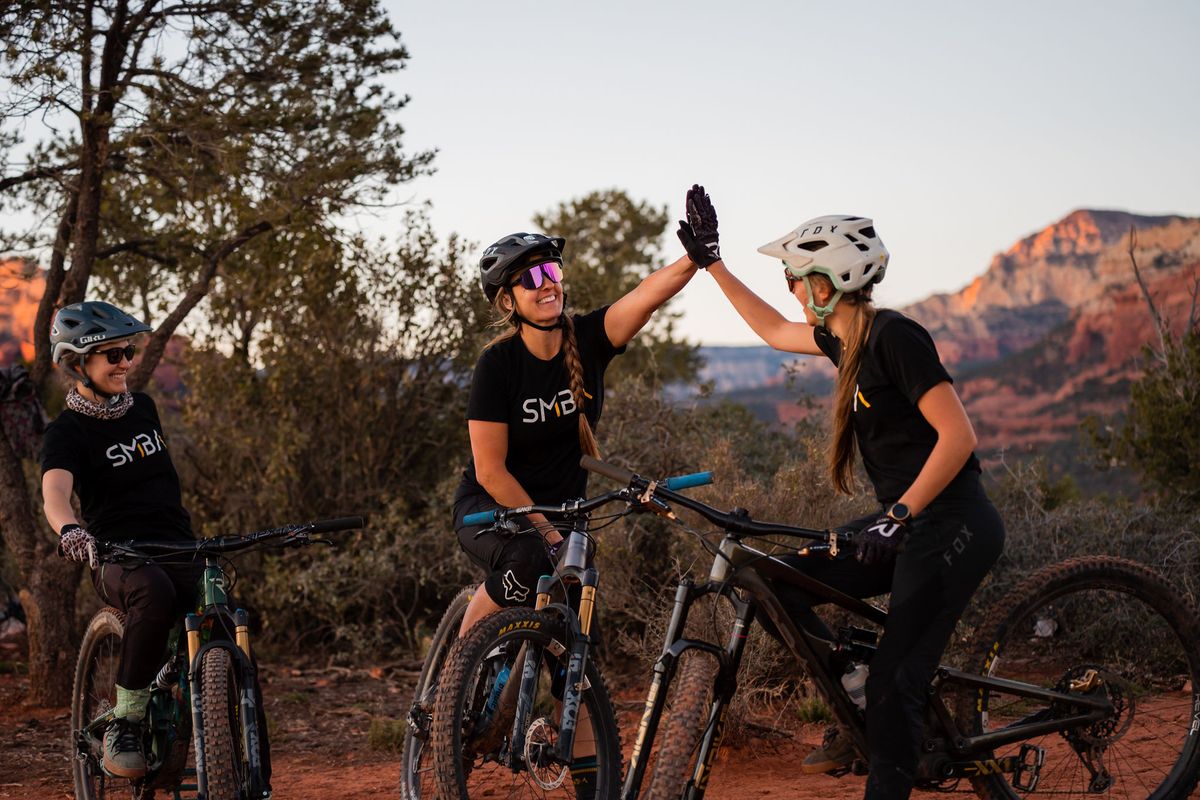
102,718,147,778
800,724,855,774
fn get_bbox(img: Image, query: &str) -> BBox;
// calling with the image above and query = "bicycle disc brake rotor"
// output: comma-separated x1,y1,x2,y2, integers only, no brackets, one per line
523,716,568,790
1055,664,1135,749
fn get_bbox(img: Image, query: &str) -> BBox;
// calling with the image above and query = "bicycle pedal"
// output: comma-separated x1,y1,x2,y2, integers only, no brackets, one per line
1013,743,1045,791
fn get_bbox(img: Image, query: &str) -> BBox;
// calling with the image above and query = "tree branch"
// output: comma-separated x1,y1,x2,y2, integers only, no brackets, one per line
129,217,277,390
30,203,77,387
1127,225,1168,363
95,239,181,266
0,161,79,193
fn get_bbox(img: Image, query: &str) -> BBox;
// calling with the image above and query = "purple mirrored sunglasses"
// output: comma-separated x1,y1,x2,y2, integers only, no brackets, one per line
513,261,563,291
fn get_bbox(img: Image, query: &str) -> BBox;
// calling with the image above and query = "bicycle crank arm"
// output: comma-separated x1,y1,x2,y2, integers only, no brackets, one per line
938,743,1045,789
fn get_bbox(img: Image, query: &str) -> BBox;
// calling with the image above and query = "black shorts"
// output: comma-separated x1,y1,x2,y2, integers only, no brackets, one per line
453,491,554,608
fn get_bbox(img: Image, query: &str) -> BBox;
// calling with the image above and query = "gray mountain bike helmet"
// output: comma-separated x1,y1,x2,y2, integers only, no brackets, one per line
50,301,152,365
479,233,566,303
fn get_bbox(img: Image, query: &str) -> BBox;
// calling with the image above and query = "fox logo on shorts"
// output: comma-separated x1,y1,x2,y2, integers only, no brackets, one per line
502,570,529,603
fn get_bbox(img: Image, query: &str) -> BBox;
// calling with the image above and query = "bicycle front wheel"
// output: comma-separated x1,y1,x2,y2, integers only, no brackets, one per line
199,647,252,800
401,585,475,800
956,556,1200,799
430,606,621,799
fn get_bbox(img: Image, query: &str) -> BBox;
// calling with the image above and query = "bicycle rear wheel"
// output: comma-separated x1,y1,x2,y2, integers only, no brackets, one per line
956,556,1200,799
430,606,621,799
401,585,474,800
72,607,143,799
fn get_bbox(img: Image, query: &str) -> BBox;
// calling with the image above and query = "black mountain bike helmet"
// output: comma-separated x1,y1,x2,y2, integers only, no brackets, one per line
479,232,566,303
50,301,152,365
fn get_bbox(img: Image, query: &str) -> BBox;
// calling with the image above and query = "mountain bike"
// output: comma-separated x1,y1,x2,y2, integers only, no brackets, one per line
70,516,364,800
402,467,712,800
570,457,1200,800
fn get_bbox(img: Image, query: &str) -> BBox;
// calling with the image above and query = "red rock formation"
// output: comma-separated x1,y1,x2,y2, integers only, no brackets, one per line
0,258,46,365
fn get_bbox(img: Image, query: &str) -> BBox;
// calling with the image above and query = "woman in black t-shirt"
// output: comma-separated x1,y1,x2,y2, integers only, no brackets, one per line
452,229,701,798
678,189,1004,800
40,301,193,779
454,230,703,633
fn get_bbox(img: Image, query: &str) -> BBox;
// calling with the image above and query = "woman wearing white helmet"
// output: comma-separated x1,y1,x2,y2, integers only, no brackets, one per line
678,187,1004,800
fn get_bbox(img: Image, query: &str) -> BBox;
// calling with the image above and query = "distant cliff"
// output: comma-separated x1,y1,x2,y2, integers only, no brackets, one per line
695,209,1200,469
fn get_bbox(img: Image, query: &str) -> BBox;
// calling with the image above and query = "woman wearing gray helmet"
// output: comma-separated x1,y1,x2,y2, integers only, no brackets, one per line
39,301,270,787
678,187,1004,800
452,229,699,798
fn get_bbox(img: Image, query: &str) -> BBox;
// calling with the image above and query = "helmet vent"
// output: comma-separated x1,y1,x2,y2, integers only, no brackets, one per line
845,233,859,242
855,243,869,252
860,226,876,238
797,241,827,252
841,272,852,284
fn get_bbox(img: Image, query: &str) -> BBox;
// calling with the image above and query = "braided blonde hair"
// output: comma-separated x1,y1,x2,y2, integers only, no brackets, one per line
561,314,600,458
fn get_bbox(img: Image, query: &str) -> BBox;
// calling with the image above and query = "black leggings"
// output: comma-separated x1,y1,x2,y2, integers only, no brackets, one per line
93,560,204,689
775,486,1005,800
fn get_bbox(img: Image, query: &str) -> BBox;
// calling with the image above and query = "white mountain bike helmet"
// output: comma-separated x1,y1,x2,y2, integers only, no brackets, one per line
758,215,889,322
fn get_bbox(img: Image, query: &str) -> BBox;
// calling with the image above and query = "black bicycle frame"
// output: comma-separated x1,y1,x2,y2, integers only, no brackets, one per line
613,483,1115,799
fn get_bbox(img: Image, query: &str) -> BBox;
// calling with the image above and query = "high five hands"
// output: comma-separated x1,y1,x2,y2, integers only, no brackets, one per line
677,184,722,268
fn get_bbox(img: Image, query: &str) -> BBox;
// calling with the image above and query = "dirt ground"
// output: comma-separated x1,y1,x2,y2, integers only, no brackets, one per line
0,637,875,800
3,631,1194,799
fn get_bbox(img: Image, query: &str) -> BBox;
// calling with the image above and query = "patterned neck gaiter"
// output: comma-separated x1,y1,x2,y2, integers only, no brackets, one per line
66,387,134,420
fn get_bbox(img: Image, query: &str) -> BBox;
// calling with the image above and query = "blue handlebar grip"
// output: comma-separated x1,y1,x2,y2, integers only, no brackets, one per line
463,510,498,526
663,471,713,490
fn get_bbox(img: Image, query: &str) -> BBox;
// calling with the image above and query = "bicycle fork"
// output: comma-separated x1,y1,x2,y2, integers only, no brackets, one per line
622,581,755,800
506,566,600,770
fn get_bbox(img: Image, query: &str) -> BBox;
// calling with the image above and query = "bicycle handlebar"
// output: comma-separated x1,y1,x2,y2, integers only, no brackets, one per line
581,456,837,545
460,464,715,528
99,515,367,562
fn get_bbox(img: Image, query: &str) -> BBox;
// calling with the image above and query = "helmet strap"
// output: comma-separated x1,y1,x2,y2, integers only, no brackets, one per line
515,312,565,332
72,360,118,402
802,277,843,325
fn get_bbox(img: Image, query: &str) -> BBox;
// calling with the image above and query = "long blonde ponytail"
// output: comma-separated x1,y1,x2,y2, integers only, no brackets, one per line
816,274,877,495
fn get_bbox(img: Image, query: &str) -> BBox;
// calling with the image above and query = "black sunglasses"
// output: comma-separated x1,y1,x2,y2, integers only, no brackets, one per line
91,344,137,365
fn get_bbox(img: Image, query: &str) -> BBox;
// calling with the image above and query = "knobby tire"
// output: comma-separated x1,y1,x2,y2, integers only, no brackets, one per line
199,647,250,800
955,556,1200,799
644,650,719,800
430,606,621,799
400,585,474,800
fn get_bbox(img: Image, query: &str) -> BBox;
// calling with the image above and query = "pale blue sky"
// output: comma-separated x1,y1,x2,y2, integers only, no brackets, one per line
378,0,1199,344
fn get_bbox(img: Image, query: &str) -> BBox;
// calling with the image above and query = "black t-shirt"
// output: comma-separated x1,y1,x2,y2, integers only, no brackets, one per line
40,393,192,543
458,306,626,506
814,309,981,504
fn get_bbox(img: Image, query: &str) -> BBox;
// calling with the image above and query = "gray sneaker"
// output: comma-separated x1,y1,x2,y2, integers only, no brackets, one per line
102,718,147,778
800,724,855,774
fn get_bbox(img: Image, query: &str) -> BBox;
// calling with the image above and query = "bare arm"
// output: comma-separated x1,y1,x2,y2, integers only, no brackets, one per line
468,420,562,545
706,261,822,355
896,382,979,516
42,468,81,533
604,255,698,348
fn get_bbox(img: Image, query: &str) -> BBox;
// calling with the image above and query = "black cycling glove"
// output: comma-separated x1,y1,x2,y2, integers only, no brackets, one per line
855,514,908,566
676,183,722,268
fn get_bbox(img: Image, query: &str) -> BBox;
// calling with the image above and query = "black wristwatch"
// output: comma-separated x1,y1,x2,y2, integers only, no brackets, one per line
886,502,912,524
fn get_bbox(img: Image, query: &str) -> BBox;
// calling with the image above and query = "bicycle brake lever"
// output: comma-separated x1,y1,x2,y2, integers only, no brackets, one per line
643,496,676,520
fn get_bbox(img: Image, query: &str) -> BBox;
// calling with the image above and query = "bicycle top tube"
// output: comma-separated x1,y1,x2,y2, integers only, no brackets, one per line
98,515,366,564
